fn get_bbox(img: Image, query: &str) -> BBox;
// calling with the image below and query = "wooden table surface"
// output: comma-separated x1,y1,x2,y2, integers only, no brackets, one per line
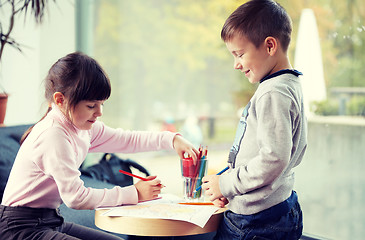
95,207,226,237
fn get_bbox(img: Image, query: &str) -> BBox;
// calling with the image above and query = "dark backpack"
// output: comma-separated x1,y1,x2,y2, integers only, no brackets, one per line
81,153,149,187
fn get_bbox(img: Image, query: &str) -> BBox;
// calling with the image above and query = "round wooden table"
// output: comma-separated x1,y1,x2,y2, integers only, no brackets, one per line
95,208,225,237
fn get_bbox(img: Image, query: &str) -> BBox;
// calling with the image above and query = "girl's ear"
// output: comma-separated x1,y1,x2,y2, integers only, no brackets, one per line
265,36,278,56
53,92,65,107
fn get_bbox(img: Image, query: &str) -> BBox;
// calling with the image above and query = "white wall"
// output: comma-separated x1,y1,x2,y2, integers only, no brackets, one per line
294,116,365,239
1,1,76,126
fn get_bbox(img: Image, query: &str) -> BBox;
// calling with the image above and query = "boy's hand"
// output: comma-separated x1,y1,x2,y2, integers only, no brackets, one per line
173,134,199,163
202,175,223,202
134,176,163,202
212,197,229,208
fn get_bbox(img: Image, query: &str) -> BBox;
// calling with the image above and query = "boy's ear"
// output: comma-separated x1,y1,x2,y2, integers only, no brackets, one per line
265,37,278,56
53,92,65,107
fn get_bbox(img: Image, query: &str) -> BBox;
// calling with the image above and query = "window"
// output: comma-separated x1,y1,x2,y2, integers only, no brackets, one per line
86,1,365,239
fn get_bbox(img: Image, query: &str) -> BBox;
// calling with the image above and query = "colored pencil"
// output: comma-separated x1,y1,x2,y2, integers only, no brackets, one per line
178,202,214,205
194,166,229,192
119,169,165,187
119,169,148,181
216,166,230,175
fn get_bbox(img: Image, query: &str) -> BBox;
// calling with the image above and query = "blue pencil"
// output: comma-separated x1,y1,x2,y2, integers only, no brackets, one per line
194,166,229,192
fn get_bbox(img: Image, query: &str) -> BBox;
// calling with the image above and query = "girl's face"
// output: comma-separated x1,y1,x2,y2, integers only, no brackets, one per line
225,34,274,84
70,100,105,130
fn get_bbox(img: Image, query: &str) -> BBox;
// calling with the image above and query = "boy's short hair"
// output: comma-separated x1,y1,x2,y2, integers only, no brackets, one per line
221,0,292,52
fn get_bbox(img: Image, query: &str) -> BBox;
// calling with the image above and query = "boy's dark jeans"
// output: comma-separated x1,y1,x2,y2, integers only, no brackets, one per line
214,191,303,240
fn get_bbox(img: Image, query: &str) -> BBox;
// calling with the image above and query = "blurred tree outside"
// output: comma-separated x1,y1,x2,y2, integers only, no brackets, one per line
284,0,365,115
311,99,339,116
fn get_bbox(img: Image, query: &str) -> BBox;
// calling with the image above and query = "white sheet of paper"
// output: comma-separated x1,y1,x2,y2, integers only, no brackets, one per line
100,194,219,228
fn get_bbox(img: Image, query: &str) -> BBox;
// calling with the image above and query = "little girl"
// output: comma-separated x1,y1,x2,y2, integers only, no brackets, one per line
0,52,199,239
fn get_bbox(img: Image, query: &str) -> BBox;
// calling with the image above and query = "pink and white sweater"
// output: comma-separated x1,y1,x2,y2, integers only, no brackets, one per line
1,106,176,210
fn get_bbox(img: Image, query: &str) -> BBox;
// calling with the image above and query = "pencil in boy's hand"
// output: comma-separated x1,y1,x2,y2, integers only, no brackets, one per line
216,166,230,175
193,166,229,193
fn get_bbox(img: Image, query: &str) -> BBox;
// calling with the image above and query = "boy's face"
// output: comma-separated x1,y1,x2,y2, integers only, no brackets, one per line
225,34,274,84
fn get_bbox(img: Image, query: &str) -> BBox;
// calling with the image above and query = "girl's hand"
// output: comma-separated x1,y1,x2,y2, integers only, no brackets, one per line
173,134,199,163
134,176,163,202
202,174,223,202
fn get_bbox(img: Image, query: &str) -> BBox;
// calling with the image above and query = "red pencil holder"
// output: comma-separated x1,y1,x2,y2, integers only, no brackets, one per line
180,158,208,201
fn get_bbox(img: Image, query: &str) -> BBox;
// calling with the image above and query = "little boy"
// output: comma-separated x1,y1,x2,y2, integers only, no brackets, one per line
202,0,307,239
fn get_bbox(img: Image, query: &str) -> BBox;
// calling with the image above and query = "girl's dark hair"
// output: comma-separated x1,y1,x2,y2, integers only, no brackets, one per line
21,52,111,144
221,0,292,52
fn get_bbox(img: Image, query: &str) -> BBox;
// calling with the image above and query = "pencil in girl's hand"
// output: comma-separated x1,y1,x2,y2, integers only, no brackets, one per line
119,169,165,187
119,169,148,181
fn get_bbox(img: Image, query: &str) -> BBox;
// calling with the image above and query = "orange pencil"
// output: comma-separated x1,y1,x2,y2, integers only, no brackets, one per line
178,202,214,205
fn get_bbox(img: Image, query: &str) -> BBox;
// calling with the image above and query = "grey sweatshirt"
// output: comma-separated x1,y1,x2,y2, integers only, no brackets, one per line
220,70,307,215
